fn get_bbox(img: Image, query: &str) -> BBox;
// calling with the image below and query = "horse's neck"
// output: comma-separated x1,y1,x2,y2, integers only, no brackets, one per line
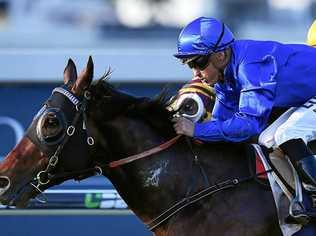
99,116,249,225
99,117,173,219
106,116,165,156
100,117,183,220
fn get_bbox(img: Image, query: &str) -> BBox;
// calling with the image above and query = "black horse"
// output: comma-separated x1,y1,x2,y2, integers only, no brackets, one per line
0,58,287,235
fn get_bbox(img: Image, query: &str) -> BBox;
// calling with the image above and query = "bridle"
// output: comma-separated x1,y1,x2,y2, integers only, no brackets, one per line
25,85,181,200
26,86,98,195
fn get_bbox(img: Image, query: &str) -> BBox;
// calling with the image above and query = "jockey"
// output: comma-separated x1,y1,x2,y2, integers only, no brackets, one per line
172,16,316,217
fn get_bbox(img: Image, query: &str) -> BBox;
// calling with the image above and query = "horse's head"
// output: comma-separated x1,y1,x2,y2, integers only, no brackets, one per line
0,57,96,207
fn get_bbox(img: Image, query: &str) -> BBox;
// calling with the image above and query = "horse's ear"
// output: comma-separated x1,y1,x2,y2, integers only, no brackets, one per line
63,58,78,86
72,56,94,96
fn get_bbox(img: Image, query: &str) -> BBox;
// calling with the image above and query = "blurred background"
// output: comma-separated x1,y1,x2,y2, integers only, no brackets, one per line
0,0,315,235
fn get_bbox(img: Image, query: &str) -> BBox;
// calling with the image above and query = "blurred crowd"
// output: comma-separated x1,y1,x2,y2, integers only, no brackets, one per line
0,0,315,47
0,0,315,30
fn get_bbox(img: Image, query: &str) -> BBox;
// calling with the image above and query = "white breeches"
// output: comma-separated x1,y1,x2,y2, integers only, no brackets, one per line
259,96,316,148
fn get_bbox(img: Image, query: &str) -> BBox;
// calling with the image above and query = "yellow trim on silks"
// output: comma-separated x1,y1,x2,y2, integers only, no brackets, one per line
180,82,216,100
203,111,212,122
185,81,215,93
307,20,316,47
179,87,214,99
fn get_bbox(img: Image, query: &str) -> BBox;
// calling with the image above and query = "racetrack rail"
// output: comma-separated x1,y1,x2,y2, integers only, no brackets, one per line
0,209,133,215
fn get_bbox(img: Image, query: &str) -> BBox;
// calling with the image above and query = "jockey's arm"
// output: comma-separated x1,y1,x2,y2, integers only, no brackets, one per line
194,63,277,143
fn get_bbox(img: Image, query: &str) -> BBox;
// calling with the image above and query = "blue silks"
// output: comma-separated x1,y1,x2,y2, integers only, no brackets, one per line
194,40,316,142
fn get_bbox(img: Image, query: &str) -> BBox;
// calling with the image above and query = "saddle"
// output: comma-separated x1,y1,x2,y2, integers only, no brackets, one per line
247,145,294,193
247,144,316,229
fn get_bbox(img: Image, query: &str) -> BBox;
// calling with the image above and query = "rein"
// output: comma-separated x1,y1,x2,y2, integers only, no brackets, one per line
146,169,272,231
108,135,182,168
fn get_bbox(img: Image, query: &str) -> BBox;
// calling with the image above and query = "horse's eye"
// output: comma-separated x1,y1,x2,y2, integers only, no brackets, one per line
37,110,66,144
43,113,60,129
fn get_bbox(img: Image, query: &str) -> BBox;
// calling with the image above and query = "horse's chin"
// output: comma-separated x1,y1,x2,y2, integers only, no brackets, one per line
0,193,29,208
12,193,34,208
14,198,29,208
0,179,38,208
12,184,39,209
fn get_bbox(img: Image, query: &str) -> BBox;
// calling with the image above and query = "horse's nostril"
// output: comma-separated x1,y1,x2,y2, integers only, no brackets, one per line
0,176,10,194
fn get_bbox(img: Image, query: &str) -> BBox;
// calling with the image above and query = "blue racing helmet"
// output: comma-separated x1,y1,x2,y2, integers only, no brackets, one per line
174,17,235,59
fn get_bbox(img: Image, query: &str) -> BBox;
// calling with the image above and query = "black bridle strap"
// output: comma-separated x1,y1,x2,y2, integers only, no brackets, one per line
46,166,102,182
146,169,272,231
33,88,95,188
34,109,83,184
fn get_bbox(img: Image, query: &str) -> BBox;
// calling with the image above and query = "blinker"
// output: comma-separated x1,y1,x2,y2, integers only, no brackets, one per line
36,108,67,145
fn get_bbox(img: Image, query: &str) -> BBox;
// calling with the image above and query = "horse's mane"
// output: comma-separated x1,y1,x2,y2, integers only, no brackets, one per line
90,71,176,138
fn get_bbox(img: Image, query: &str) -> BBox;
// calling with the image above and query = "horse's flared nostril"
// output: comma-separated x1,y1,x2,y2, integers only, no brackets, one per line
0,176,10,194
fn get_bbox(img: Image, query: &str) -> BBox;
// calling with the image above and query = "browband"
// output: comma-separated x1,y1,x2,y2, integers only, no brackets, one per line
52,87,80,106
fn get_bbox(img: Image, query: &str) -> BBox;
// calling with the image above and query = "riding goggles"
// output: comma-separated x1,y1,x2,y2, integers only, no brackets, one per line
182,54,211,70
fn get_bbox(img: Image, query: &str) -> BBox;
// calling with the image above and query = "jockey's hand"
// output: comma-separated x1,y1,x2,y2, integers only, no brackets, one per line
172,116,195,137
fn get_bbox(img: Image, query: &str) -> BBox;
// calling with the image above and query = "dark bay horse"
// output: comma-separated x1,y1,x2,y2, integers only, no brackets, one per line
0,57,283,235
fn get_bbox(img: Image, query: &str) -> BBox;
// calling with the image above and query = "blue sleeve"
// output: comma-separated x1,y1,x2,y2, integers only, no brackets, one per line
194,55,277,142
211,84,237,121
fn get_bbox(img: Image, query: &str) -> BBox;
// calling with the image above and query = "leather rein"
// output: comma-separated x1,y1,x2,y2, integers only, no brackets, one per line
108,135,182,168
